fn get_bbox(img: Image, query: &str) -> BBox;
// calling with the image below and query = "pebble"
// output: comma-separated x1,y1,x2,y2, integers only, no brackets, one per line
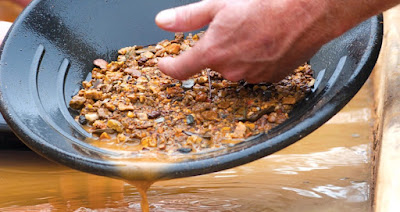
155,117,165,123
182,79,195,89
186,115,195,125
177,148,192,153
78,115,87,125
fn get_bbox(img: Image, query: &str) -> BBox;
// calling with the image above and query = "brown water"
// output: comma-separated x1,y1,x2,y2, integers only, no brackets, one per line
128,181,154,212
0,81,373,211
0,3,373,211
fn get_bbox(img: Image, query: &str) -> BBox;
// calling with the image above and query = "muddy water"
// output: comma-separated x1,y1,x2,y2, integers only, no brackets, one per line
0,3,373,211
0,81,373,211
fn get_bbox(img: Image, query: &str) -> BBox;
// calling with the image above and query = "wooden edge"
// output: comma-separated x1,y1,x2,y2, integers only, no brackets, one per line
372,5,400,212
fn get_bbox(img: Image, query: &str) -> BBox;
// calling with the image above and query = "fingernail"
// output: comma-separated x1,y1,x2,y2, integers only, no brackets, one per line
156,9,176,27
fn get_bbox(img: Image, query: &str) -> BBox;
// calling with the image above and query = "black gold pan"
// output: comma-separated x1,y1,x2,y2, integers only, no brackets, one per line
0,0,382,180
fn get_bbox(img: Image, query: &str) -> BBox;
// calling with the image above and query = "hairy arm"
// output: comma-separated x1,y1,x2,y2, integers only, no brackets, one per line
155,0,400,83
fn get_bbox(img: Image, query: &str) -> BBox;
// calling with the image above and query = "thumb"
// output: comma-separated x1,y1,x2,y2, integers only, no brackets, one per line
155,0,222,32
158,50,206,80
158,35,211,80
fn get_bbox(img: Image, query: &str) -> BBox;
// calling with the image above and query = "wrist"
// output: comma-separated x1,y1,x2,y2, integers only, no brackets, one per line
324,0,398,38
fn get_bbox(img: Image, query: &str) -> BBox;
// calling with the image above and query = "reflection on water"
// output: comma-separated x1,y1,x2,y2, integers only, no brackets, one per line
270,144,369,174
0,82,373,211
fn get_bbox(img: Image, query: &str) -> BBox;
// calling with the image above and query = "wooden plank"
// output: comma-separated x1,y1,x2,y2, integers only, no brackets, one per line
373,5,400,212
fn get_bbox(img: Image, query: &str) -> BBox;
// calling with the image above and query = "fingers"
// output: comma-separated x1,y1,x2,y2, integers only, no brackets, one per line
156,0,227,80
158,44,208,80
221,63,289,84
155,0,223,32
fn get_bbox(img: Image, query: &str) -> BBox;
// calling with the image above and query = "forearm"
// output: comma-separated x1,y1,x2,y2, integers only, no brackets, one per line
270,0,400,60
326,0,400,37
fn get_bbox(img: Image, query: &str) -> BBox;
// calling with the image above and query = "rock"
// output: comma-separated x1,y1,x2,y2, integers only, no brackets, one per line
69,96,86,109
165,43,180,54
78,115,87,125
177,148,192,153
137,113,148,120
148,111,161,119
93,59,108,69
85,113,99,122
182,79,195,89
232,122,247,138
186,115,195,125
107,119,124,133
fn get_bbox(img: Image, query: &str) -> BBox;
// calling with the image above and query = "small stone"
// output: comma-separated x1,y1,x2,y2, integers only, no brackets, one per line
182,79,195,89
155,117,165,123
117,55,126,62
78,115,87,125
148,111,161,119
124,68,142,77
219,113,228,119
137,113,148,120
93,59,108,69
232,122,247,138
107,119,124,133
117,133,127,143
118,103,134,111
142,51,154,59
99,132,111,139
196,76,208,84
84,89,103,100
186,115,195,125
165,43,180,54
282,96,297,105
85,113,99,122
104,102,116,111
201,110,218,121
97,108,110,118
118,47,128,55
135,46,156,54
195,92,208,102
92,79,102,88
127,111,135,118
177,148,192,153
308,79,315,87
138,57,148,65
268,113,277,123
69,96,86,109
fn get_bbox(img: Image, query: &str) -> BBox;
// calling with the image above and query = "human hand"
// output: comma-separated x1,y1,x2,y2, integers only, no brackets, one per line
155,0,395,83
155,0,336,83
